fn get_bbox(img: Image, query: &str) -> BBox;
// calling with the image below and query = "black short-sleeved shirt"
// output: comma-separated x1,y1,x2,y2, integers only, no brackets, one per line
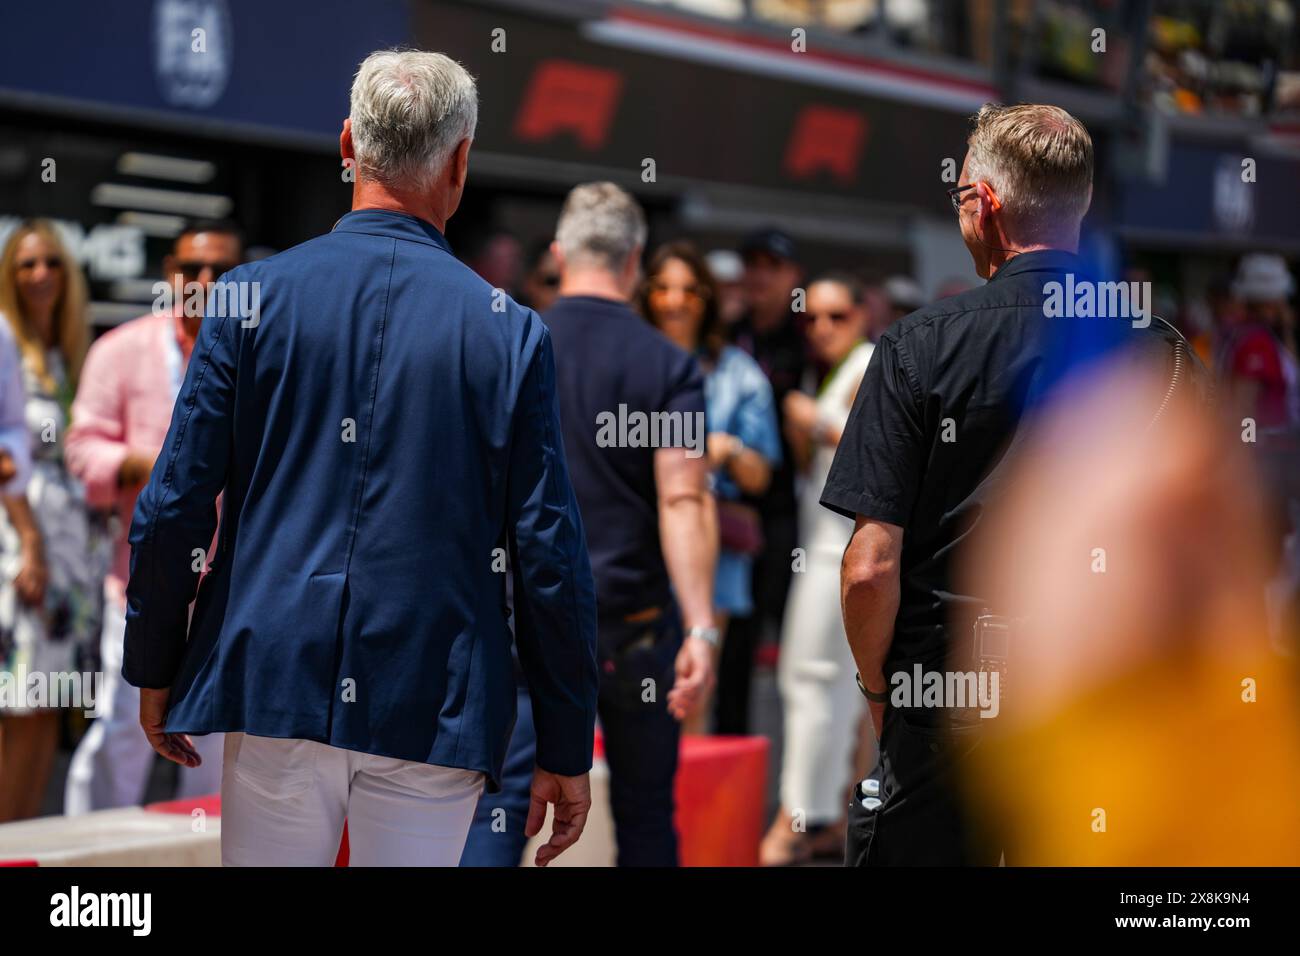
820,250,1186,680
544,295,706,617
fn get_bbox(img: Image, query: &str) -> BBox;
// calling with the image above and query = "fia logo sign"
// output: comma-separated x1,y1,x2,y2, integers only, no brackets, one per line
1213,154,1255,234
153,0,233,109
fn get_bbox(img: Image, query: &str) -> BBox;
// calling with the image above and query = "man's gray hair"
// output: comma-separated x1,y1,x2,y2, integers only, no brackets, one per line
349,49,478,192
966,103,1093,242
554,182,647,272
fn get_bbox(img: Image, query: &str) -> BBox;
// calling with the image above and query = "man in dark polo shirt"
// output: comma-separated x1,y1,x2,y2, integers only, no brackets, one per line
462,182,718,867
821,104,1194,866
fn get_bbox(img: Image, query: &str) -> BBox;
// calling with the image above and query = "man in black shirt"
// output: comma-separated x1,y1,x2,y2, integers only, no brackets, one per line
464,182,718,867
822,104,1182,865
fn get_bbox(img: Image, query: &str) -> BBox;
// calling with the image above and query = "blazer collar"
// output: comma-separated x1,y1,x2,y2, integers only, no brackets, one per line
331,209,452,253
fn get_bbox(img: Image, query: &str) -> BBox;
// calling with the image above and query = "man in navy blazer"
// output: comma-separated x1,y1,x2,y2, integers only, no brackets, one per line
122,49,599,867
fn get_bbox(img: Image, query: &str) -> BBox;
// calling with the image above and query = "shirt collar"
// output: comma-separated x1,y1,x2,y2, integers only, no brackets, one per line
987,249,1086,283
331,209,452,253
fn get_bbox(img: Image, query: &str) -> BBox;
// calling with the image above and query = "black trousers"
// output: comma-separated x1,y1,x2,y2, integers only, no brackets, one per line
845,707,1001,866
462,609,684,866
597,610,683,867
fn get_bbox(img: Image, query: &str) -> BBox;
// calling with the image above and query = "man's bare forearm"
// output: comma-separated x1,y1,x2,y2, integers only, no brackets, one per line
660,492,717,629
842,572,899,690
840,519,904,691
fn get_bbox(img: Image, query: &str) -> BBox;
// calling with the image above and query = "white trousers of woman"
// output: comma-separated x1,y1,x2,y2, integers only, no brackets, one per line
777,550,866,826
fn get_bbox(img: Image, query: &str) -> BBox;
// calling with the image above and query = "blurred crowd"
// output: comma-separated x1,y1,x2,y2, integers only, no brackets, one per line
0,206,1297,863
636,0,1300,118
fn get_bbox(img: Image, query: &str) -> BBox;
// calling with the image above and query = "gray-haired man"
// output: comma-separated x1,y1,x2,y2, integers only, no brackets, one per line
464,183,718,866
121,49,599,867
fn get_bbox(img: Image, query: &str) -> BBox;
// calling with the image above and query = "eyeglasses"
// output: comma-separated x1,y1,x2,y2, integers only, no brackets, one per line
809,310,851,324
947,183,977,214
947,183,1001,214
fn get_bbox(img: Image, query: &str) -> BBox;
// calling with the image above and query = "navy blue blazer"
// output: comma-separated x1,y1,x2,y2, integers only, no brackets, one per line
123,209,598,790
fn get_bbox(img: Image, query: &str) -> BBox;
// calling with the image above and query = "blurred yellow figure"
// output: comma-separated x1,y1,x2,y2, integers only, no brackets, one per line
962,363,1300,866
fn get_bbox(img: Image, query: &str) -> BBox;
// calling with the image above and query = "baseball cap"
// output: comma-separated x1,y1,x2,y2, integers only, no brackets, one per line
740,227,797,263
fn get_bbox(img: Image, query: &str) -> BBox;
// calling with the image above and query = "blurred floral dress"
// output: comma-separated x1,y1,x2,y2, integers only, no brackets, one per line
0,347,110,712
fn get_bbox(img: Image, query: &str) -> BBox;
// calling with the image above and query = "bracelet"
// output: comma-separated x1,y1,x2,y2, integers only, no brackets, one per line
687,626,720,648
856,671,888,703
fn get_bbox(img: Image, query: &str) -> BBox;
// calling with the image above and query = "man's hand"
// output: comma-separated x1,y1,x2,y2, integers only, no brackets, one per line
118,451,156,489
525,768,591,867
667,634,717,721
0,450,15,484
139,687,202,768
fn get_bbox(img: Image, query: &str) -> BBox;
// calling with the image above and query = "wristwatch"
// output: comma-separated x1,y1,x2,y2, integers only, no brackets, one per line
855,671,888,703
687,626,720,648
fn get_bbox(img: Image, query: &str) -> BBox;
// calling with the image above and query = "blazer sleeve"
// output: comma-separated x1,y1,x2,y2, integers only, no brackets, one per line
506,321,599,777
123,301,237,689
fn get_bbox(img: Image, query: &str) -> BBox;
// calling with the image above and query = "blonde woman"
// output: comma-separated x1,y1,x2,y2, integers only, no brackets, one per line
0,220,102,822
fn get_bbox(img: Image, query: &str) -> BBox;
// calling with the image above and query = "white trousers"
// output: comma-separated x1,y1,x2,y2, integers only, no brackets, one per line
220,732,485,867
777,553,868,824
64,599,224,815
